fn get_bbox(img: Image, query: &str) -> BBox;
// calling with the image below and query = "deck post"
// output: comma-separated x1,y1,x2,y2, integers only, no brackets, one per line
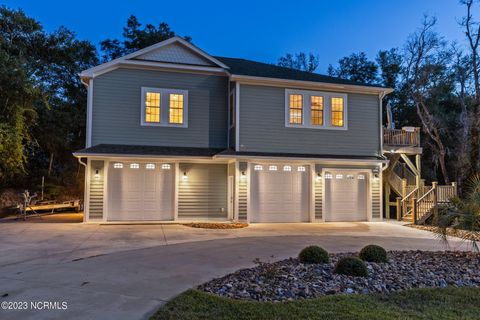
396,197,402,221
452,182,457,197
384,184,391,219
412,197,417,224
432,181,438,219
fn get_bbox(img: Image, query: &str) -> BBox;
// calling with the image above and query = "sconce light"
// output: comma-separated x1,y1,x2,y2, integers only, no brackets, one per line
373,167,380,180
240,171,246,181
316,172,322,182
94,169,100,180
182,171,188,181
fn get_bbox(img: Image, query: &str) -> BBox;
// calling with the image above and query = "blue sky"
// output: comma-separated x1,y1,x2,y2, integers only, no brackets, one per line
4,0,467,72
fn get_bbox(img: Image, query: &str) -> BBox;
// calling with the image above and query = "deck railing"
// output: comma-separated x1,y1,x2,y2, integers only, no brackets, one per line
384,127,421,147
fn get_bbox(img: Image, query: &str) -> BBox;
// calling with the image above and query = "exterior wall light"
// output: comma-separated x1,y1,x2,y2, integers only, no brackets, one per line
316,172,322,182
373,168,380,180
182,171,188,181
240,171,246,181
94,169,100,180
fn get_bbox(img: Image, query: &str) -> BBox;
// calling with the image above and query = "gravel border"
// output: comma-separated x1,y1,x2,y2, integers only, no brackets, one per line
408,224,480,241
198,251,480,301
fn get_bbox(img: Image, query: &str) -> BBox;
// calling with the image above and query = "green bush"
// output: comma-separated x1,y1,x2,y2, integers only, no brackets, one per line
298,245,329,264
359,244,388,263
334,257,368,277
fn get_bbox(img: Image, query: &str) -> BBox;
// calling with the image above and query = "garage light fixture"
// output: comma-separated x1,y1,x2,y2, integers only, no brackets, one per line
254,165,263,171
283,165,291,171
113,163,123,169
325,173,333,179
161,164,171,170
130,163,139,169
146,163,155,170
183,171,188,181
316,172,322,182
372,167,380,180
297,166,306,172
269,165,277,171
241,171,247,181
94,169,100,180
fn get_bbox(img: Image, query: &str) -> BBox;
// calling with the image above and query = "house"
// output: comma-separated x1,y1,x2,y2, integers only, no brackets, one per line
74,36,396,223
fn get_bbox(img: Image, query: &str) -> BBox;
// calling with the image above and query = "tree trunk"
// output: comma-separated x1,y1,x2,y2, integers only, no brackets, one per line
48,152,54,176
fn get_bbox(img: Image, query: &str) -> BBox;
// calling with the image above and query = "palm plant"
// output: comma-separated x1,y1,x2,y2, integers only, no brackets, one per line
434,175,480,251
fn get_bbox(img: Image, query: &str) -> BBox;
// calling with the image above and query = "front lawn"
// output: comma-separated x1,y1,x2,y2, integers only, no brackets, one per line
151,287,480,320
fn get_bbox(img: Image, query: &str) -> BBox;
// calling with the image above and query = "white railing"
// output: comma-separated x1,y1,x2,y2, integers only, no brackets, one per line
384,127,421,147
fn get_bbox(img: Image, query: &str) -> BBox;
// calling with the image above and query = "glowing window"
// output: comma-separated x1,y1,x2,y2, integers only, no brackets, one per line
130,163,139,169
336,174,344,179
297,166,306,172
161,164,171,170
325,173,333,179
169,94,184,124
311,96,324,125
289,94,303,124
146,163,155,170
269,165,278,171
358,174,365,180
254,165,263,171
331,97,344,127
283,165,292,171
346,174,354,180
145,92,160,123
113,163,123,169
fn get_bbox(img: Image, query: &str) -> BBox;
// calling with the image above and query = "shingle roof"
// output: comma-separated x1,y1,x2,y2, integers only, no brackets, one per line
73,144,224,157
215,56,387,88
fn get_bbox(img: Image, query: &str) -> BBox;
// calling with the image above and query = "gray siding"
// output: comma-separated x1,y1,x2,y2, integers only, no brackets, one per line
92,68,228,148
89,160,104,220
178,163,228,219
239,84,380,156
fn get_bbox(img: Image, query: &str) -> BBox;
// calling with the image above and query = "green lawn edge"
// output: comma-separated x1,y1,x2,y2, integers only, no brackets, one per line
151,287,480,320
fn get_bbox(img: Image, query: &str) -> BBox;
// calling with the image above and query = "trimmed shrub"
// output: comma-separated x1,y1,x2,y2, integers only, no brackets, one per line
298,245,329,264
359,244,388,263
334,257,368,277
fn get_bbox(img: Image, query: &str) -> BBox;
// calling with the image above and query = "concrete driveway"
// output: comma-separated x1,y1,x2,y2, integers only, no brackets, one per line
0,220,470,320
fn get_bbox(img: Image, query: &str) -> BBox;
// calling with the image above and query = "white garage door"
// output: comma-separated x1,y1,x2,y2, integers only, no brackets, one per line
324,170,368,221
250,164,309,222
107,162,174,221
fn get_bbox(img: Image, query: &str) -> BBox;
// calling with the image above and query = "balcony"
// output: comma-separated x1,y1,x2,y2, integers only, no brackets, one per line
383,127,422,154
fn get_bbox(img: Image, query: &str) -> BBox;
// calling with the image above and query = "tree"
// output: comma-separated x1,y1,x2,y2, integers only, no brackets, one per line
327,52,378,84
100,15,191,61
277,52,319,72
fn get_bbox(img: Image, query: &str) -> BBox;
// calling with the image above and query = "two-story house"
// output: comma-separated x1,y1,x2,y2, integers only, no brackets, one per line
74,36,393,223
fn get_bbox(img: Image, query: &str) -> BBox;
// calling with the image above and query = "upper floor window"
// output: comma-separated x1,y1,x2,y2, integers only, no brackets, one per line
141,87,188,127
285,89,347,130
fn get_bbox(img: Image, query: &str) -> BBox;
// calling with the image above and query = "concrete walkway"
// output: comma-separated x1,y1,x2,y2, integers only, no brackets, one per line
0,221,470,320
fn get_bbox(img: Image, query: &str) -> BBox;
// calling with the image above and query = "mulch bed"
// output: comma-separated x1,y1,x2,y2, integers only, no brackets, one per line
408,224,480,241
198,251,480,301
185,222,248,229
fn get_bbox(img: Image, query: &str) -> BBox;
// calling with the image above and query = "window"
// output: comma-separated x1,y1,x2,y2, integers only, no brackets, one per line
283,165,292,171
161,164,171,170
130,163,139,169
325,173,333,179
113,163,123,169
289,94,303,124
269,165,278,171
331,97,344,127
141,87,188,127
336,174,344,179
297,166,306,172
254,165,263,171
311,96,324,125
169,94,184,124
346,174,354,180
357,174,365,180
285,90,347,129
146,163,155,170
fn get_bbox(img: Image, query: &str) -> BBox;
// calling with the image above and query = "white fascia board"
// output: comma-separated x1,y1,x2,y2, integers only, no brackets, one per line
230,74,394,95
214,154,388,164
80,36,229,79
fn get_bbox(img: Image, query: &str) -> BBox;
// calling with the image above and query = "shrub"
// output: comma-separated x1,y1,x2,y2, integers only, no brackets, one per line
359,244,388,263
298,245,329,264
334,257,368,277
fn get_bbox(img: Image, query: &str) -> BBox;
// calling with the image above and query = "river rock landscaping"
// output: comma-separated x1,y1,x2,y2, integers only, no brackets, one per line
198,251,480,301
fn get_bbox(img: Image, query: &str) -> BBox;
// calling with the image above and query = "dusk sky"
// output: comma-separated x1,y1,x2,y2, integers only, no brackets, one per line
4,0,467,72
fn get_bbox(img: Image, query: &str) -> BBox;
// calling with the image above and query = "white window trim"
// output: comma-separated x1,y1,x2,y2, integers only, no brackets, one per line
140,87,188,128
285,89,348,130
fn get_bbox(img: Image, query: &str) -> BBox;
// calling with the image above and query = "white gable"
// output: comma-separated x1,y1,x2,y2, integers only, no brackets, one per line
133,42,215,66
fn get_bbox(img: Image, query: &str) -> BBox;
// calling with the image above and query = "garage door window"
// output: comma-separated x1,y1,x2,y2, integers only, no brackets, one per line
113,163,123,169
254,165,263,171
297,166,306,172
358,174,365,179
161,164,171,170
283,165,292,171
130,163,139,169
325,173,333,179
269,165,278,171
335,174,343,179
146,163,155,170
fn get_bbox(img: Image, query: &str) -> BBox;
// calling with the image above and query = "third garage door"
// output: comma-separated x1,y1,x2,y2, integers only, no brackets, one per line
250,164,309,222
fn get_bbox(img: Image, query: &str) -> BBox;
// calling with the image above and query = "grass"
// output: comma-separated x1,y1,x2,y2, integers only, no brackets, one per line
151,287,480,320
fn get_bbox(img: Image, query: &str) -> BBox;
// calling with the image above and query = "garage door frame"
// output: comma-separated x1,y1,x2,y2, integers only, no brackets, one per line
321,168,372,222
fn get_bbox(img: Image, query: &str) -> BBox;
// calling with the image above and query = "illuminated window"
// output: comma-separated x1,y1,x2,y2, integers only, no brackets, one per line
331,97,344,127
146,163,155,170
169,94,184,124
346,174,354,180
297,166,306,172
269,165,278,171
130,163,139,169
283,165,292,171
289,94,303,124
325,173,333,179
336,174,344,179
357,174,365,180
113,163,123,169
145,92,160,123
161,164,171,170
254,165,263,171
311,96,324,125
